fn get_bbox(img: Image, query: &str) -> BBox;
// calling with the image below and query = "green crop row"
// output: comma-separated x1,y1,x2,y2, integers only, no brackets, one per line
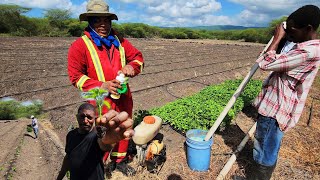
135,79,262,133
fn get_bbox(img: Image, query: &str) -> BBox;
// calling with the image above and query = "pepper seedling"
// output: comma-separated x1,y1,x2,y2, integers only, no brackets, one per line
81,88,111,136
81,88,111,118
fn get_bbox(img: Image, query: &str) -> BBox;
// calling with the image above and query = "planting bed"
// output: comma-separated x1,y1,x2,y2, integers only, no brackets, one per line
0,37,319,179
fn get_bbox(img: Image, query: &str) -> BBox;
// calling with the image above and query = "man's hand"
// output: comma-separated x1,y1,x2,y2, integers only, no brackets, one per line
266,23,287,52
99,110,134,145
120,65,135,77
100,80,121,95
273,23,286,43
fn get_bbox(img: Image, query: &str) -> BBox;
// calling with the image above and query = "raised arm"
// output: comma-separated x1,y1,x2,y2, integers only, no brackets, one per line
96,110,134,151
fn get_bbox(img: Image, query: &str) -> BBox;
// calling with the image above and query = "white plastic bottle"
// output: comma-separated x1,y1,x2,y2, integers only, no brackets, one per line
110,73,127,99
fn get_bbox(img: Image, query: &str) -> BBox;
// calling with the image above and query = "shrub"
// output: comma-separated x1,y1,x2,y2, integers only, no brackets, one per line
26,125,33,132
0,98,43,120
134,79,262,133
16,100,43,118
0,100,19,120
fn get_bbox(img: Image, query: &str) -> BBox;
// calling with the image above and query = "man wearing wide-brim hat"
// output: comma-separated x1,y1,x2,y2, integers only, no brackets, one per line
79,0,118,21
67,0,144,177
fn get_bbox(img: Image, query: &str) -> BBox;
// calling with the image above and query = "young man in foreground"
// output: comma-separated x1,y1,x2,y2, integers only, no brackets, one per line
56,103,134,180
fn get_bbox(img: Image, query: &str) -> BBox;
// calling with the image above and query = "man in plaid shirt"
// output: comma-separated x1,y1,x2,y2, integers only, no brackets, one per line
250,5,320,180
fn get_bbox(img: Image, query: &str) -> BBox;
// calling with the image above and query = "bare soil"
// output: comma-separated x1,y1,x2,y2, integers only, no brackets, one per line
0,37,319,180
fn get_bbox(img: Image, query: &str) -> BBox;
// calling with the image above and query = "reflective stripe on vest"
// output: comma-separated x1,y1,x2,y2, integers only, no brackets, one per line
76,75,90,91
114,36,126,68
111,152,127,157
132,59,144,72
82,35,126,83
82,35,106,82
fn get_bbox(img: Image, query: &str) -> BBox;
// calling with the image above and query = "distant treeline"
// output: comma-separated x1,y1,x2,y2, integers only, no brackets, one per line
2,4,318,44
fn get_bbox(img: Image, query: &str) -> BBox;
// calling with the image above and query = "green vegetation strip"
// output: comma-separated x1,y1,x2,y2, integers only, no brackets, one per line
6,4,320,43
0,99,42,120
135,79,262,133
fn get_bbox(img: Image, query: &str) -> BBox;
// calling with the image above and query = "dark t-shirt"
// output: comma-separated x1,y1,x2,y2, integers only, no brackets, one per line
65,129,104,180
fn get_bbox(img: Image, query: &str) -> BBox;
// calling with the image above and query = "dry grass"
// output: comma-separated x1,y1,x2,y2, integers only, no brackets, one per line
275,74,320,179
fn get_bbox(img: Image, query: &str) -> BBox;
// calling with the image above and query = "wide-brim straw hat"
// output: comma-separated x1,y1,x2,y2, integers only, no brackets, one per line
79,0,118,21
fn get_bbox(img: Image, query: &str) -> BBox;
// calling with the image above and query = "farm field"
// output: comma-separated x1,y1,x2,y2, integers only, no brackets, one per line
0,37,319,179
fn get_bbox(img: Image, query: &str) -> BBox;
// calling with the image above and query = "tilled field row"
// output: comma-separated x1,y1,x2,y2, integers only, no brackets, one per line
17,64,252,113
0,63,253,117
142,55,256,75
0,37,263,139
0,52,253,84
1,54,256,100
2,63,66,73
10,122,65,179
0,119,66,180
0,120,27,178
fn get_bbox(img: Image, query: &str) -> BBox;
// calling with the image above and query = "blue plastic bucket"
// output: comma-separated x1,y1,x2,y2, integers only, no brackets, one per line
186,129,213,171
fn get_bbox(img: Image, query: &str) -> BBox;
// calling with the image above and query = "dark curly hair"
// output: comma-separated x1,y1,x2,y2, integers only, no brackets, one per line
77,103,95,114
287,5,320,30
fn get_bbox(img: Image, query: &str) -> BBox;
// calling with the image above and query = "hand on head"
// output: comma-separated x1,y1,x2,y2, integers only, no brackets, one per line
273,23,287,42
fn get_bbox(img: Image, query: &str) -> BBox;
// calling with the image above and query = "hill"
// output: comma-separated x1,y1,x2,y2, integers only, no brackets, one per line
187,25,264,30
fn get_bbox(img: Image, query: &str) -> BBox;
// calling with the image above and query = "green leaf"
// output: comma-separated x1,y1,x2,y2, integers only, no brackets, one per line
81,88,110,117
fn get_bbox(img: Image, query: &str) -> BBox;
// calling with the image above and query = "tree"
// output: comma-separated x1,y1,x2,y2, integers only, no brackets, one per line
267,16,287,36
45,9,71,32
0,4,32,34
68,19,87,37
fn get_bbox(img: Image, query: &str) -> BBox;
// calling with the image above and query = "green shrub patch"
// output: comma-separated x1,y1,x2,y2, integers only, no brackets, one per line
0,98,43,120
147,79,262,133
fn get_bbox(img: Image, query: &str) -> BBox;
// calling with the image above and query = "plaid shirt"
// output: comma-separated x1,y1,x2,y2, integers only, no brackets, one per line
253,40,320,131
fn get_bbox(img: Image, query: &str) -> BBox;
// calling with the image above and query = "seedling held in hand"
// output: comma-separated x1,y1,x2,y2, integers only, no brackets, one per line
81,88,111,118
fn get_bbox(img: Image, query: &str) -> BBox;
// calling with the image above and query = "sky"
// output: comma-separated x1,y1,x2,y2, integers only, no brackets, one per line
1,0,319,27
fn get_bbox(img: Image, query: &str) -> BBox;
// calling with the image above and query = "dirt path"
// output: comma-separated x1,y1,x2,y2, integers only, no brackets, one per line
13,132,51,179
0,119,65,180
0,120,27,179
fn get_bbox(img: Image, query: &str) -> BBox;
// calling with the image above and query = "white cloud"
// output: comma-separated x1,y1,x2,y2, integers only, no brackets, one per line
1,0,320,27
235,10,270,27
70,1,87,19
230,0,320,14
228,0,320,26
1,0,73,9
1,0,87,19
128,0,222,18
113,0,320,27
113,0,223,27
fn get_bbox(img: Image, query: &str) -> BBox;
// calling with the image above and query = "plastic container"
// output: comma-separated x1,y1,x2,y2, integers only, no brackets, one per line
186,129,213,171
133,116,162,145
111,73,128,99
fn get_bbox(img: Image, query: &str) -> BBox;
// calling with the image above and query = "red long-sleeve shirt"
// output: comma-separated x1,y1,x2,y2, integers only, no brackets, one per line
68,31,144,116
